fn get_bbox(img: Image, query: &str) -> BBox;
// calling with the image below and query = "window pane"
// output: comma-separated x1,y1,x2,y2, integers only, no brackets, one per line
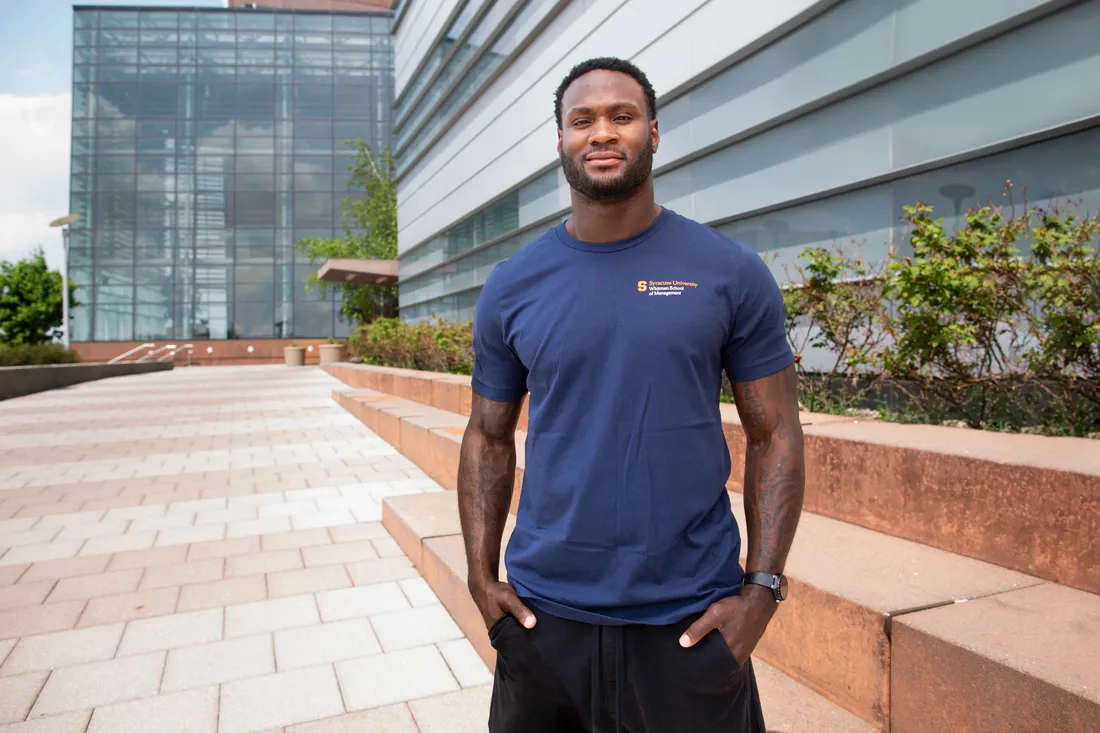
238,14,275,31
199,31,236,47
140,30,178,46
198,13,234,30
99,29,139,46
97,82,138,116
237,85,276,118
294,86,332,118
100,11,138,28
139,83,179,117
140,11,177,29
141,47,178,63
135,304,173,340
98,47,138,64
292,301,334,338
295,15,332,32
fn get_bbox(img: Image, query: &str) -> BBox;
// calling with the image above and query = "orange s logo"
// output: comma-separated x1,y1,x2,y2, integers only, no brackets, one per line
637,280,647,292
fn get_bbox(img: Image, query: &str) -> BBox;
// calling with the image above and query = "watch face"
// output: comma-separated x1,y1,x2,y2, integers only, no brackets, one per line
777,575,788,601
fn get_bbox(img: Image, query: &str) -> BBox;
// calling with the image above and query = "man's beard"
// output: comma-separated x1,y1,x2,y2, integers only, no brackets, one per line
560,138,654,201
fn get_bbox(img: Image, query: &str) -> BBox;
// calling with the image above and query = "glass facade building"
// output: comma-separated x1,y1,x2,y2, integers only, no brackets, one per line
68,5,393,342
392,0,1100,324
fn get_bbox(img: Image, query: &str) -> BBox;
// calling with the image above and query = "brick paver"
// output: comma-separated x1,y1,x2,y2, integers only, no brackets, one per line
0,366,490,732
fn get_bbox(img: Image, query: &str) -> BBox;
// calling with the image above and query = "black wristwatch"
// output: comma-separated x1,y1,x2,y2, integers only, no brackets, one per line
744,572,788,603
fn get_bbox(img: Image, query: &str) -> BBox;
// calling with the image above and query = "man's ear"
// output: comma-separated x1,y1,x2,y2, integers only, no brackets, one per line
651,118,660,153
557,128,563,156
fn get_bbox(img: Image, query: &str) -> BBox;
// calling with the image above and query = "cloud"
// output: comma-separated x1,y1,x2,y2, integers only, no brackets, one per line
0,93,71,271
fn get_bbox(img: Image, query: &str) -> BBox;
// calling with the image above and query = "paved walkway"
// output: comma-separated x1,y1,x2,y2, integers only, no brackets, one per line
0,366,491,733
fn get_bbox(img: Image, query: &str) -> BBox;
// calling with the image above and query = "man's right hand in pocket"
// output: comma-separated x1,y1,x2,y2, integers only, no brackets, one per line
469,578,537,631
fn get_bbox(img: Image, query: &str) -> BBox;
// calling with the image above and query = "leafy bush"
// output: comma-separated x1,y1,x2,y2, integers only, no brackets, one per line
349,317,473,375
781,191,1099,437
0,343,82,367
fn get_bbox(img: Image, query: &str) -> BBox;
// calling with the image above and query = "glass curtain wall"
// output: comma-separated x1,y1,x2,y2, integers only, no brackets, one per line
69,7,393,342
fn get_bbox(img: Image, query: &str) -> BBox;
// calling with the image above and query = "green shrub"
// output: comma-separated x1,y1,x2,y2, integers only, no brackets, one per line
0,343,82,367
786,192,1100,437
349,317,473,375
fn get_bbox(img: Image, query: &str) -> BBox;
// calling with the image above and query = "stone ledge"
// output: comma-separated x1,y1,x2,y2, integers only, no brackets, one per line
890,582,1100,733
377,482,1055,731
338,387,1099,731
325,363,1100,596
0,362,173,401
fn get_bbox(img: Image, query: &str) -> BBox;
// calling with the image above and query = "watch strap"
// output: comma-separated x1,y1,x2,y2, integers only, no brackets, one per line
744,572,783,601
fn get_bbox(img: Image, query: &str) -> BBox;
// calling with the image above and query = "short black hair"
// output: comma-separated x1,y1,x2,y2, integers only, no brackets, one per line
553,56,657,130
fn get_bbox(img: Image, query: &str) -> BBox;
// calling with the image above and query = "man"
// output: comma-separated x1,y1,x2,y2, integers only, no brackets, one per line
457,56,805,733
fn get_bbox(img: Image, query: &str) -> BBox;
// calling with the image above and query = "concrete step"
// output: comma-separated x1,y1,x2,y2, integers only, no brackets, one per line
326,363,1100,596
383,492,878,733
334,385,1100,732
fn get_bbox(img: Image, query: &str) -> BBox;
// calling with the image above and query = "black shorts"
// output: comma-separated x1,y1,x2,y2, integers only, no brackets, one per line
487,608,768,733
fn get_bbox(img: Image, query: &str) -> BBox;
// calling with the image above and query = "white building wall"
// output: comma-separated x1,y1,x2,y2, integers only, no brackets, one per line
391,0,1100,323
394,0,461,97
395,0,823,255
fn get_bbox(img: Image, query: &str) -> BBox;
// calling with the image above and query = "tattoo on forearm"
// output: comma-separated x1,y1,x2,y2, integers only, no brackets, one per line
733,365,805,576
457,394,523,586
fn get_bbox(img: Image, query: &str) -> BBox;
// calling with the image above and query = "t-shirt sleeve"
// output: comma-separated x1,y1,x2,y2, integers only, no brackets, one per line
721,244,795,384
471,270,529,403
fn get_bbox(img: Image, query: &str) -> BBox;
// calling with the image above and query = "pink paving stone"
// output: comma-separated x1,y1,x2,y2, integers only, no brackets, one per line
302,541,379,568
225,550,303,578
80,496,142,511
140,558,225,590
266,565,351,599
0,600,86,640
0,579,56,610
1,495,55,510
0,565,29,586
46,569,143,604
108,544,189,571
176,575,267,613
142,489,203,505
14,502,86,518
200,484,257,499
78,587,180,628
186,536,260,562
19,555,110,584
260,529,332,552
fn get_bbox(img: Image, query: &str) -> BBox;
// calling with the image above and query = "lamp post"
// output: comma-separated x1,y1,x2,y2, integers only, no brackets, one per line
48,214,81,350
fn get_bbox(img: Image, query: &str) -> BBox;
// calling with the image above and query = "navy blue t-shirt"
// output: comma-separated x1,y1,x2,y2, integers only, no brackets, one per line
471,207,793,626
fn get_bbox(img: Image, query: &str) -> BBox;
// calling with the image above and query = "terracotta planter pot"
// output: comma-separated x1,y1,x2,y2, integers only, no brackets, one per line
318,343,345,365
284,346,305,367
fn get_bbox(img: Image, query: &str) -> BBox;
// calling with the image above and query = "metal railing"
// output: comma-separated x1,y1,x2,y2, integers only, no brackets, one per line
159,344,193,366
107,343,155,364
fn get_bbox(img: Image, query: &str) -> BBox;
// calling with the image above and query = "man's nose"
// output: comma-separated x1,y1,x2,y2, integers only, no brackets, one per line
588,118,619,145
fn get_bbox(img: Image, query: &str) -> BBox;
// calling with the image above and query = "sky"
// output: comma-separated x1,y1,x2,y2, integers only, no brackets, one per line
0,0,223,270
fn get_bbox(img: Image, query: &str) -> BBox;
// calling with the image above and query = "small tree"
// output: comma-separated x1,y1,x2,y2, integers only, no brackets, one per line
0,247,79,346
784,244,888,412
295,140,398,329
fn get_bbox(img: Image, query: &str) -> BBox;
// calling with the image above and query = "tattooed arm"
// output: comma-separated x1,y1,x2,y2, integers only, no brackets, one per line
736,364,805,579
680,364,804,661
458,392,536,630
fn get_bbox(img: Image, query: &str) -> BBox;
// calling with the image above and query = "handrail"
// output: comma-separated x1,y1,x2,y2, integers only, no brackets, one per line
107,343,155,364
158,344,193,365
136,344,176,363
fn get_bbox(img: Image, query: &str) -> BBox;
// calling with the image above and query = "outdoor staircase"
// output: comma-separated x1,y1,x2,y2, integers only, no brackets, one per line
323,363,1100,733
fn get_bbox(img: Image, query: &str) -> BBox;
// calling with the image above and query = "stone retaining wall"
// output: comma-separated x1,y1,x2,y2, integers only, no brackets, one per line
0,361,173,401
